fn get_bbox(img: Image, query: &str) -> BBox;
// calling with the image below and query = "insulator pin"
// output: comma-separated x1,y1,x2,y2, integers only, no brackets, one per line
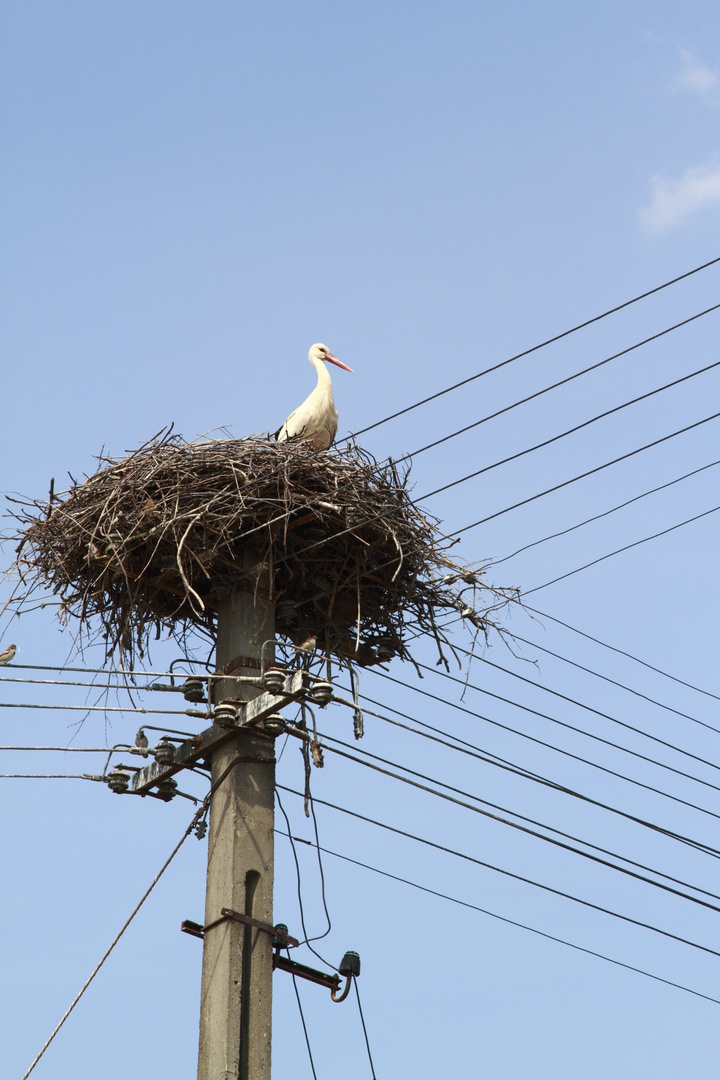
153,738,176,765
263,713,286,736
263,667,286,694
107,768,131,794
182,676,207,703
156,777,178,802
308,680,332,706
214,702,239,729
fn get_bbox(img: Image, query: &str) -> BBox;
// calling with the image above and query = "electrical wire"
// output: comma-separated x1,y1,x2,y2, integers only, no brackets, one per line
524,504,720,595
452,409,720,533
490,459,720,567
335,687,720,886
503,632,719,736
387,663,720,801
354,979,378,1080
21,802,204,1079
398,305,720,462
277,784,720,963
308,791,333,944
344,253,720,439
0,773,103,780
0,701,195,716
418,364,720,503
0,746,115,751
440,648,720,776
369,668,720,823
313,732,720,920
276,789,336,970
277,823,720,1008
273,405,720,581
290,966,319,1080
525,605,720,704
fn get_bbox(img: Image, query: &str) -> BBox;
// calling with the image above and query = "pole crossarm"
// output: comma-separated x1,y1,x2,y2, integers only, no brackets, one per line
130,670,308,795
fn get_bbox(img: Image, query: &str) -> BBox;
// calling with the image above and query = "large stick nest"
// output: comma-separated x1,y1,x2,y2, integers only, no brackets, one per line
10,431,516,669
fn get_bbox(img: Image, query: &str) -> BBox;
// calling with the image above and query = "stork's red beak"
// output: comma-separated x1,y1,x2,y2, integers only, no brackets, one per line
326,352,354,373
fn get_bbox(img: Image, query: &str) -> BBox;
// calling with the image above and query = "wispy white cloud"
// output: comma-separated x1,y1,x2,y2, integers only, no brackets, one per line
675,48,718,97
640,161,720,235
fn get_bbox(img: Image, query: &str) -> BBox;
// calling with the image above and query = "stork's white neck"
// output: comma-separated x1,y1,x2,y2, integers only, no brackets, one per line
310,355,333,389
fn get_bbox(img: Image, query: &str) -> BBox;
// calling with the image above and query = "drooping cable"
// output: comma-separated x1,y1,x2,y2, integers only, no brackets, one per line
276,789,335,968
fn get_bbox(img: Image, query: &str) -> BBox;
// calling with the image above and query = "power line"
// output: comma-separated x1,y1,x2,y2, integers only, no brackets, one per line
339,686,720,884
490,459,720,567
277,783,720,962
524,504,720,595
312,732,720,921
525,605,720,704
281,392,720,577
0,701,193,716
266,370,720,578
345,254,720,439
0,774,102,780
21,803,203,1079
268,407,720,602
354,980,378,1080
411,662,720,799
370,667,720,823
0,746,115,751
399,304,720,462
276,824,720,1008
444,647,720,776
504,632,720,737
453,410,720,534
418,364,720,503
290,969,319,1080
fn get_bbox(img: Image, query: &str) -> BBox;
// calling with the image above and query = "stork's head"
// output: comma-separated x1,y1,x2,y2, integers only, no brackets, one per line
309,343,354,372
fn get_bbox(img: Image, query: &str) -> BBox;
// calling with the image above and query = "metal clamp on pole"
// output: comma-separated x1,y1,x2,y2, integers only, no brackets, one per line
180,909,299,948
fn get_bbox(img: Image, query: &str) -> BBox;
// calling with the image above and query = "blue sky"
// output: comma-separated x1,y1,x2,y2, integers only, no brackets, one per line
2,2,720,1077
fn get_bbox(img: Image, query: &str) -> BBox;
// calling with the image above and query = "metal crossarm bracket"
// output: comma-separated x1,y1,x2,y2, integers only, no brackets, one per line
180,909,353,1001
181,909,300,948
272,953,341,993
131,670,308,795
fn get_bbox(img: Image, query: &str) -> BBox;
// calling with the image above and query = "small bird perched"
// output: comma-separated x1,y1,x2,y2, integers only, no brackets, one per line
276,343,354,451
0,644,17,665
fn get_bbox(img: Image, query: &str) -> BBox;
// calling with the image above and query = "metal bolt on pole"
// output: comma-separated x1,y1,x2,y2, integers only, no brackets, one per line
197,556,276,1080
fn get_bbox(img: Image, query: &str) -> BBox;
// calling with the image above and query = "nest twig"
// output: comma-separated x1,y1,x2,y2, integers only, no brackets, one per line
8,431,518,668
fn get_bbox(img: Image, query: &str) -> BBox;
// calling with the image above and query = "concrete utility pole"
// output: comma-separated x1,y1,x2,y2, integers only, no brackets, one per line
197,563,276,1080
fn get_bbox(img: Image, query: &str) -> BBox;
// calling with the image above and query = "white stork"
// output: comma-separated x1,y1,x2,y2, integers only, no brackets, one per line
276,343,353,451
